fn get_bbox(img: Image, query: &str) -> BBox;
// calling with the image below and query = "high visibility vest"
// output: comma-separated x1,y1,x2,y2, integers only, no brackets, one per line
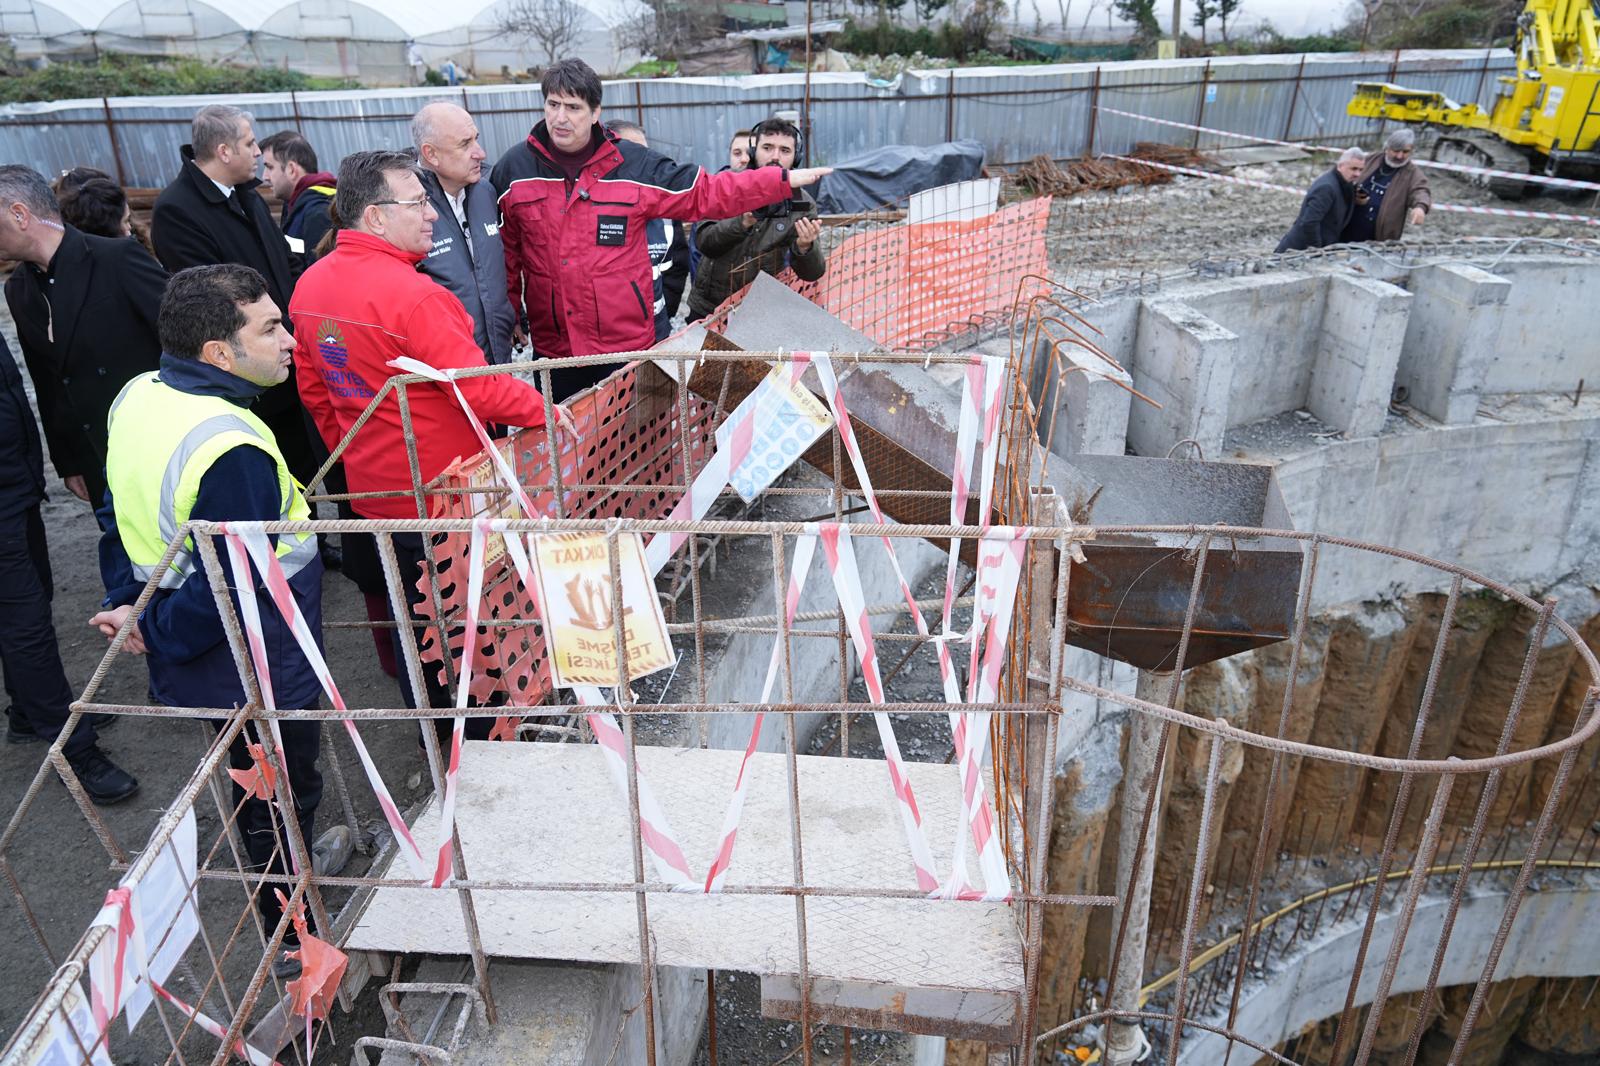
105,371,316,589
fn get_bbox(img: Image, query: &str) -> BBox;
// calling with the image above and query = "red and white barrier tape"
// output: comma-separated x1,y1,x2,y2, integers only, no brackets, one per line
812,354,1010,900
941,355,1013,899
89,883,277,1065
88,886,134,1043
386,357,549,520
152,983,280,1066
432,520,490,887
701,532,817,893
1094,104,1600,193
816,522,941,893
396,354,697,888
643,354,815,574
1101,154,1600,227
221,526,434,883
221,537,298,874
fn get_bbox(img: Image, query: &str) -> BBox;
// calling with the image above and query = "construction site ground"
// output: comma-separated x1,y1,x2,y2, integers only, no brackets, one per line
4,143,1595,1063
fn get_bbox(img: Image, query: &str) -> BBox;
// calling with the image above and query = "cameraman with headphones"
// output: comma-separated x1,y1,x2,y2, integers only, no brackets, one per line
686,117,826,322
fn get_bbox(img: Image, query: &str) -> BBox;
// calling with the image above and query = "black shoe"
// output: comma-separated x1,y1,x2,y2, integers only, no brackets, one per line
69,748,139,806
319,540,343,572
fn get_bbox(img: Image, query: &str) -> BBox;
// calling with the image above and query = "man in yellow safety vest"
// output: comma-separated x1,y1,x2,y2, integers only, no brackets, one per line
90,264,349,973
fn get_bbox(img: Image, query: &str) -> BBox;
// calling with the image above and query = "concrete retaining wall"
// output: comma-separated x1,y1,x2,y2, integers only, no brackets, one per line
1029,254,1600,609
1175,880,1600,1064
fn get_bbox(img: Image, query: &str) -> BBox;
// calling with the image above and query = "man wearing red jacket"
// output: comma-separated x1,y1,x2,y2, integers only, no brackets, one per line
491,58,831,399
291,149,562,724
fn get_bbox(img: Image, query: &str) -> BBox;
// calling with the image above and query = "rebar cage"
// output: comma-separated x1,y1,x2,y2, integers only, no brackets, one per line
1,346,1597,1066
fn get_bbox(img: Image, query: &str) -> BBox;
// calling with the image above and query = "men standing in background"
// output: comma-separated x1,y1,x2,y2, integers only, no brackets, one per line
260,130,337,260
725,129,752,172
0,165,165,512
687,118,827,323
491,58,830,399
608,120,690,339
152,104,318,485
413,101,518,364
1275,147,1365,253
1341,128,1432,244
1,331,138,804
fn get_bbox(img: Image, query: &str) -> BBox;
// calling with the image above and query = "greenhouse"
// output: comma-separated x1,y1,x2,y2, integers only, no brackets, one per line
0,0,648,83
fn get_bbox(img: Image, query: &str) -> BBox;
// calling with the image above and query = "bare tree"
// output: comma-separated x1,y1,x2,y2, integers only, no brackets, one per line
497,0,588,68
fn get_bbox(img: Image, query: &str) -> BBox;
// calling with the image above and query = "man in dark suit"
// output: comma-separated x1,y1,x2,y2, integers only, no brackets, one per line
0,329,138,803
0,166,165,512
1276,147,1366,254
152,104,317,484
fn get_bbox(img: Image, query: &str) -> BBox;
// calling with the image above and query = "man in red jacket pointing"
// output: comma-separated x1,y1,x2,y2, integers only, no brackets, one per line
491,58,832,399
291,149,566,723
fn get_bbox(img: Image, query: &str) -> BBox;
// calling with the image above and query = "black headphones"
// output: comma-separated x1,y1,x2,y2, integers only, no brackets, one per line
748,117,804,166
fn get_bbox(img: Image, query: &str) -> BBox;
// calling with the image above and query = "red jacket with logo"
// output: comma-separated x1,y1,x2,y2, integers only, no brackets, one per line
490,123,790,374
289,230,547,519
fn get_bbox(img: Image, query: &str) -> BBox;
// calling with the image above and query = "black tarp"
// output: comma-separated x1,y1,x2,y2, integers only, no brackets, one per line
812,140,987,214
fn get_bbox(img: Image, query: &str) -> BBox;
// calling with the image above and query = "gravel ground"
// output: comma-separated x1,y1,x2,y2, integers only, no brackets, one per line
1045,150,1600,294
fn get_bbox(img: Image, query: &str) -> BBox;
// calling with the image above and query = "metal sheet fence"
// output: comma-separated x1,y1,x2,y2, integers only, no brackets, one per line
0,48,1512,188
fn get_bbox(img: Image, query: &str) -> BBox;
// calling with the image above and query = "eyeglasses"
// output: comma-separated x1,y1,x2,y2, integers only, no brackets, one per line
373,196,429,212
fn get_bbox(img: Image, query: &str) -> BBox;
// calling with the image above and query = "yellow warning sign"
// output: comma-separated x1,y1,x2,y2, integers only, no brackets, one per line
529,530,675,688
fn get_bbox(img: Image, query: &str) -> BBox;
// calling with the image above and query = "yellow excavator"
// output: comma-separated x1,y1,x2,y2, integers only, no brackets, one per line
1346,0,1600,198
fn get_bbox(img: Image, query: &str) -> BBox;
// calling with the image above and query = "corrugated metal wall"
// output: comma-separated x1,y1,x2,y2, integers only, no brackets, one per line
0,48,1511,187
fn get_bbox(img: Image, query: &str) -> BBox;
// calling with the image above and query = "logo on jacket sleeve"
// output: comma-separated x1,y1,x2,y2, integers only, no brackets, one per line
316,320,350,369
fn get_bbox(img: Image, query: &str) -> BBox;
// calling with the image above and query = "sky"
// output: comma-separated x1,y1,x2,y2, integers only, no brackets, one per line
1216,0,1345,36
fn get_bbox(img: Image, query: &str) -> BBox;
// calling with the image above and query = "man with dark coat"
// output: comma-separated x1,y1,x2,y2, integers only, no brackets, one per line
1275,148,1366,254
260,130,337,261
0,330,139,804
1342,128,1433,244
151,104,318,485
608,121,691,337
0,165,165,512
490,58,830,399
688,117,827,322
413,101,518,364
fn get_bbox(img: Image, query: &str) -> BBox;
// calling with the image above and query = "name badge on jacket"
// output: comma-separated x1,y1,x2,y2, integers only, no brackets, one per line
596,215,627,246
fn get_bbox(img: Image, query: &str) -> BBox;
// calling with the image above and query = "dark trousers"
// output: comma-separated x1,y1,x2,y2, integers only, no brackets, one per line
390,533,495,749
214,716,322,940
549,363,612,403
0,505,95,761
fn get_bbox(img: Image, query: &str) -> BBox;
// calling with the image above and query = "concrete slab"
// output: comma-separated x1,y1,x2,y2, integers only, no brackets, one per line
1128,298,1238,458
1310,274,1411,438
720,272,884,354
348,743,1023,1038
1397,262,1510,425
761,973,1019,1043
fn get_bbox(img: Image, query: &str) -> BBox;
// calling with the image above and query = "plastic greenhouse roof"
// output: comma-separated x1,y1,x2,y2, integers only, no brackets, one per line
32,0,643,36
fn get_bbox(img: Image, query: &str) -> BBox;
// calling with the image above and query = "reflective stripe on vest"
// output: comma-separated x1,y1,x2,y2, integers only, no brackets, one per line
105,371,317,589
